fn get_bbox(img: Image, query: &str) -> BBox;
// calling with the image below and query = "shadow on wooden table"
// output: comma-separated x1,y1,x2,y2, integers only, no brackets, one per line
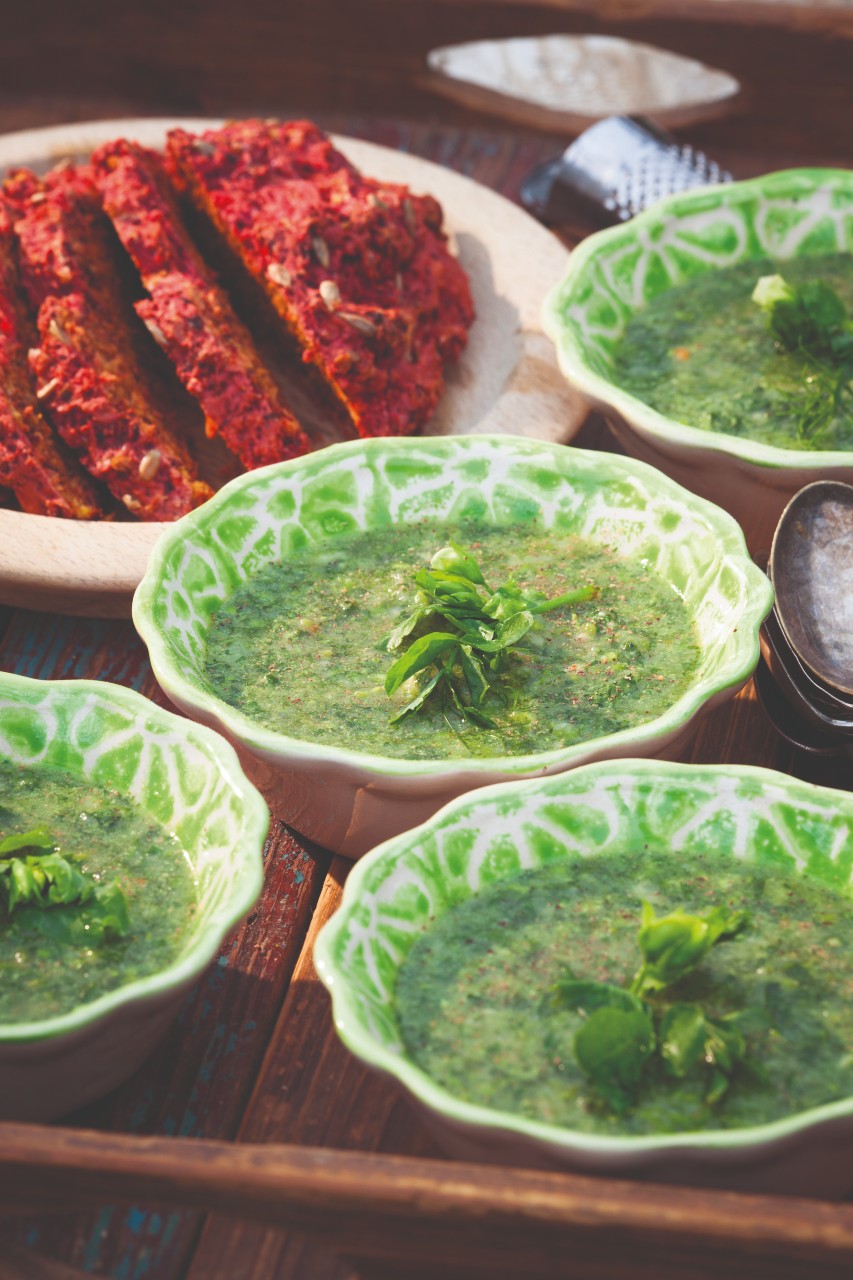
1,0,851,163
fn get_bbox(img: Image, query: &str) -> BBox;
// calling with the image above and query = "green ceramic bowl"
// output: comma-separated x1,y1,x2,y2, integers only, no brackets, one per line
543,169,853,552
133,434,772,858
315,758,853,1196
0,672,268,1121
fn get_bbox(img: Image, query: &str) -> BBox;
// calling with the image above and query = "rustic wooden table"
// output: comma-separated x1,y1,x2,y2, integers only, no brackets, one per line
0,3,852,1271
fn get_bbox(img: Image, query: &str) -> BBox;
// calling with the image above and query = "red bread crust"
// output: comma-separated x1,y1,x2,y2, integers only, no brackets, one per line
0,200,105,518
167,119,474,438
3,164,115,309
30,294,211,520
92,139,311,469
5,164,212,520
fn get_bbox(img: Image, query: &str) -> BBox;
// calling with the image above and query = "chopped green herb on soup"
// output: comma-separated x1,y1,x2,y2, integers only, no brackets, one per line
0,759,197,1023
395,850,853,1135
381,539,600,731
612,252,853,450
202,522,701,760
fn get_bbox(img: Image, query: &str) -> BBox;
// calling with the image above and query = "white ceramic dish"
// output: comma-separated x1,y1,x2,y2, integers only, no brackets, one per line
133,433,772,859
424,34,740,134
0,116,585,617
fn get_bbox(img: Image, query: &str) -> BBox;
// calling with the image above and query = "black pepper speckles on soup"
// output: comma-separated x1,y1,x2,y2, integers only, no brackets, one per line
202,521,701,760
395,850,853,1135
612,252,853,450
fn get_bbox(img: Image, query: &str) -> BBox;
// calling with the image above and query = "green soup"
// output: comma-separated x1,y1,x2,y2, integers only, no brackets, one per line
612,252,853,450
0,759,198,1023
395,850,853,1135
202,521,701,760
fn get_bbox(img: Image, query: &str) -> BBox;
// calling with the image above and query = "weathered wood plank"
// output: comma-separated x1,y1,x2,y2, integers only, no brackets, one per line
4,1124,853,1280
187,856,439,1279
0,1243,93,1280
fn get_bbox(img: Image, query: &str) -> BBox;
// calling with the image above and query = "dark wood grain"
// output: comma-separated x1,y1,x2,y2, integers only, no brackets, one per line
0,1243,93,1280
0,0,850,161
4,1124,853,1280
186,855,439,1280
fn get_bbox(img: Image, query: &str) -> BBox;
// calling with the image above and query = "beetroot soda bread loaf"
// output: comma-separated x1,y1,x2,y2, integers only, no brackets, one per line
0,200,106,518
167,119,474,438
92,139,311,469
4,164,212,520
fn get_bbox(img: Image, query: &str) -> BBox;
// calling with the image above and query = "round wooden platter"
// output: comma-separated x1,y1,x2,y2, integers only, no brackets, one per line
0,117,587,618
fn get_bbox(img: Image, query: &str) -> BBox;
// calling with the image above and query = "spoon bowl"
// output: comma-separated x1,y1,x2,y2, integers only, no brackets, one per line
769,481,853,699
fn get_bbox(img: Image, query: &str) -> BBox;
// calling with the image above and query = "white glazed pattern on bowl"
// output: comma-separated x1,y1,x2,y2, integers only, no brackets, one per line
0,672,269,1121
133,434,772,858
543,168,853,552
315,758,853,1197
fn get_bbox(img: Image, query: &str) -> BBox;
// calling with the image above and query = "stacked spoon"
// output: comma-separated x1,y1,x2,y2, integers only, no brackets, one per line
756,481,853,758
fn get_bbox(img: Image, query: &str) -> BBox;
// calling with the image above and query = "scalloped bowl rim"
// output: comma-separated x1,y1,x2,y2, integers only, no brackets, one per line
133,435,773,785
543,168,853,472
0,672,269,1045
315,757,853,1161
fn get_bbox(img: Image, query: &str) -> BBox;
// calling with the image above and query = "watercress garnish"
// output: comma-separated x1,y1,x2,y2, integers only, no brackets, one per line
0,826,54,856
752,273,853,443
658,1003,747,1106
0,828,130,942
552,901,751,1113
574,1005,655,1115
553,977,654,1113
631,900,749,996
382,541,597,728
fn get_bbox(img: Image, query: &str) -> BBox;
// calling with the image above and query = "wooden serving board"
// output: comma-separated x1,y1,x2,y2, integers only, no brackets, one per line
0,117,586,618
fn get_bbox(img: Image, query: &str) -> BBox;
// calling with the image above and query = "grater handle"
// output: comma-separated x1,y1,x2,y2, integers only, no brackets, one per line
520,115,731,228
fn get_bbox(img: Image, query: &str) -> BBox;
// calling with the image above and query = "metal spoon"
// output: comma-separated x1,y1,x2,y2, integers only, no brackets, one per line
753,656,851,757
760,607,853,734
769,480,853,700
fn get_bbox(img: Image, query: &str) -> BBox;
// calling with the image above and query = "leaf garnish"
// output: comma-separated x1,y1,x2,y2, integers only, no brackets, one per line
389,668,445,725
631,901,750,997
381,541,597,728
0,828,130,942
658,1002,747,1103
574,1006,656,1114
552,900,752,1113
74,880,131,945
552,975,644,1017
0,826,55,855
384,631,460,696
